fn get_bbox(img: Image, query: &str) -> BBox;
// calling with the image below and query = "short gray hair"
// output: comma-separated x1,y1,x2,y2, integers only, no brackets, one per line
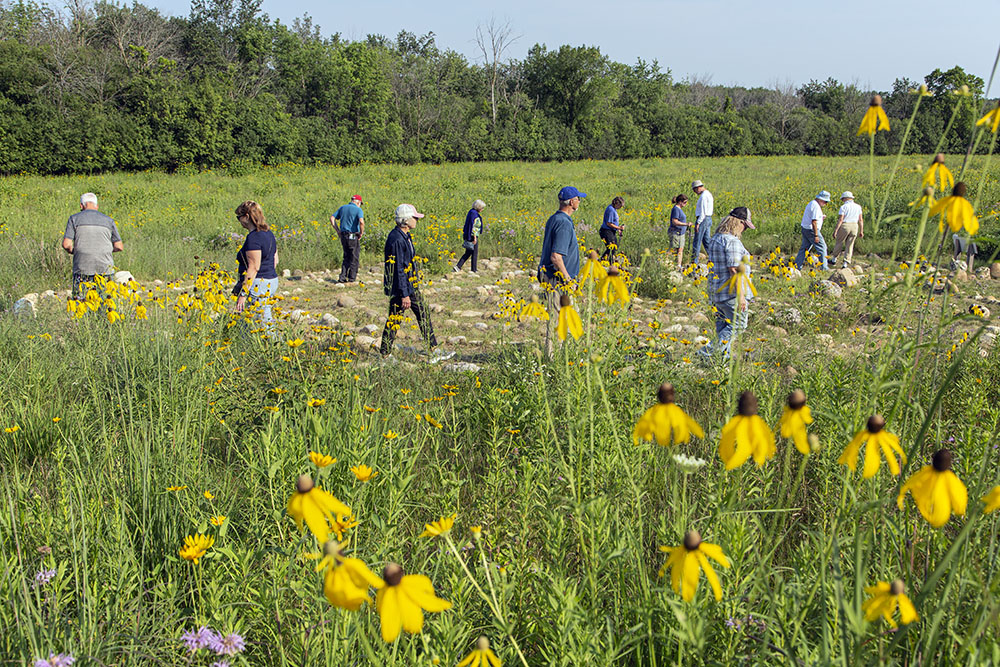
80,192,98,207
472,199,486,211
560,198,575,207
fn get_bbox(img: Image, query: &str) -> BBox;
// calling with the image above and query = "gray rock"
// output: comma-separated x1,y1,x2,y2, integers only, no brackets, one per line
950,259,969,272
41,290,57,301
321,313,340,327
992,262,1000,280
954,270,969,282
443,361,480,373
447,335,467,345
828,268,858,288
692,311,711,324
693,335,710,345
429,304,445,313
459,310,484,318
153,279,164,286
970,304,991,318
809,280,843,298
337,295,357,308
766,325,788,337
786,365,798,377
977,267,991,279
444,319,459,327
282,269,291,278
289,309,304,322
472,322,489,331
355,335,378,348
292,269,304,277
786,267,803,279
361,324,380,335
293,287,304,294
12,296,36,318
667,271,684,286
778,307,802,326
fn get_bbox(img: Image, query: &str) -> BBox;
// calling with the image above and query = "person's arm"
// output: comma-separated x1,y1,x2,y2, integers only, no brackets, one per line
110,222,123,252
63,218,75,254
331,210,341,235
358,216,365,238
235,250,261,312
857,211,864,238
550,252,569,281
62,237,74,254
273,251,279,270
393,237,414,306
112,241,124,252
834,213,844,236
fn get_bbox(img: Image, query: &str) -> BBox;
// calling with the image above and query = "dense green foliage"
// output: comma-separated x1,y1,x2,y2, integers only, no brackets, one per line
0,0,992,174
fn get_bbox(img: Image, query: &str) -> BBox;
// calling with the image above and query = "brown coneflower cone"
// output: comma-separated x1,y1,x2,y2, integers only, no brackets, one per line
589,250,599,261
932,449,953,472
559,294,571,307
787,389,807,410
953,182,967,198
383,562,403,586
608,266,620,277
658,383,676,404
737,391,758,416
866,414,886,434
683,530,702,551
323,540,342,557
890,579,905,596
477,637,490,652
296,474,315,493
870,94,883,107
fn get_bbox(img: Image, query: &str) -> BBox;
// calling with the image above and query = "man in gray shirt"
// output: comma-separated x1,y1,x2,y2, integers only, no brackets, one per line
62,193,124,296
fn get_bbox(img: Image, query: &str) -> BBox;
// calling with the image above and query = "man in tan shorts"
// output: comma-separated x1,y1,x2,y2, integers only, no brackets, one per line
831,191,863,268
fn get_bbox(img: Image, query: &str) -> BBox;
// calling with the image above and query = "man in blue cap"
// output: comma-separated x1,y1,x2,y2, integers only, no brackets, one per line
795,190,831,270
538,185,585,355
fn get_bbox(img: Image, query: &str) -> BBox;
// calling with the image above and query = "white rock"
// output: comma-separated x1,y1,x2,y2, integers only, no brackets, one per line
355,335,378,348
282,269,292,278
362,324,380,335
12,297,36,318
289,309,304,322
443,361,480,372
430,304,445,313
447,335,467,345
472,322,488,331
337,296,357,308
444,319,459,327
459,310,484,318
321,313,340,327
113,270,134,284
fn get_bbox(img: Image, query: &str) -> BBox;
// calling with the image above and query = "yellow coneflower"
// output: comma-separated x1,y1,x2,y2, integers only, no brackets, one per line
578,250,609,287
863,579,918,628
929,182,978,236
308,398,326,408
318,540,385,611
857,95,890,136
309,451,336,468
596,266,630,306
458,637,502,667
210,515,226,526
718,257,757,301
166,485,187,492
179,534,214,564
203,490,215,500
518,295,549,321
286,474,351,542
983,486,1000,513
779,389,813,455
375,563,452,642
976,100,1000,133
556,294,583,341
419,513,456,538
908,186,936,209
287,338,305,348
631,383,704,446
331,513,359,540
658,530,731,602
838,415,906,478
350,464,378,482
718,392,776,470
135,302,148,320
897,449,967,528
922,153,954,191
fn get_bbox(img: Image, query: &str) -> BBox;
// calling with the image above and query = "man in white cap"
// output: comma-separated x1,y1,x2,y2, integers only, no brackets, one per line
690,180,714,263
62,192,124,297
831,191,863,268
380,203,451,361
795,190,831,270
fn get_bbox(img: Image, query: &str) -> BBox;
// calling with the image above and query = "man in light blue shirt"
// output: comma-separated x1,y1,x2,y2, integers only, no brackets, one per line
795,191,830,270
331,194,365,282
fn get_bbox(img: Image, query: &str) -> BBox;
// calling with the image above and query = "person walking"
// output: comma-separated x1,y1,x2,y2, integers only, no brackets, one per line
697,207,755,363
831,191,863,268
667,194,690,270
331,195,365,283
539,186,585,356
455,199,486,272
232,200,279,327
795,191,831,270
61,192,124,297
380,204,450,361
690,180,714,263
599,196,625,263
952,234,979,272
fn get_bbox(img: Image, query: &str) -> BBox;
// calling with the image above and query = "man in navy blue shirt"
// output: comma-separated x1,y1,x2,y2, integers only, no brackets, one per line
539,185,585,356
380,204,450,360
599,196,624,263
331,194,365,283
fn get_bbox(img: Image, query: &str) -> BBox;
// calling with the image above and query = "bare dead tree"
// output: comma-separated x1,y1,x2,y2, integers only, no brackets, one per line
768,78,801,139
475,17,519,128
92,2,180,71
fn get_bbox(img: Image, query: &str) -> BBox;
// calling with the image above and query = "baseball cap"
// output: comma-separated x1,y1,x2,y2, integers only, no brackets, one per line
840,191,854,200
691,180,704,189
729,207,754,229
817,190,832,202
558,186,587,200
394,203,424,221
352,194,363,204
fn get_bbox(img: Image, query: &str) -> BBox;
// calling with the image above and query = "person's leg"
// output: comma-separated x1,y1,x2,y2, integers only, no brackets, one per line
380,296,405,356
347,237,360,281
599,229,615,262
456,247,472,269
471,244,478,273
815,231,829,270
690,224,703,264
795,227,811,268
843,225,858,265
543,280,559,358
831,227,846,267
715,298,738,360
699,217,713,257
967,250,975,273
409,290,438,349
338,235,350,282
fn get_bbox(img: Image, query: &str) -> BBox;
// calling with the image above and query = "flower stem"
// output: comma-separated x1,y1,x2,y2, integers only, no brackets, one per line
874,95,924,234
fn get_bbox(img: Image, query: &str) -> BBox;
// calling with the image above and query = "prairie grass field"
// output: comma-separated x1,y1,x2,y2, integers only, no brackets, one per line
4,152,1000,666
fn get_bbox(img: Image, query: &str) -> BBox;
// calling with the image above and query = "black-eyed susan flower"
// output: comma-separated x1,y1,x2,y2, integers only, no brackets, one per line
631,383,704,446
578,250,608,287
308,398,327,408
718,392,776,470
779,389,812,455
896,449,967,528
857,95,890,136
286,474,351,542
518,295,549,321
375,563,452,642
203,490,215,500
556,294,582,341
351,464,378,482
983,486,1000,513
209,515,226,526
596,266,630,306
331,513,359,540
922,153,954,191
318,540,385,611
309,451,336,468
838,415,906,478
658,530,731,602
167,485,187,492
179,534,214,564
863,579,918,628
458,637,502,667
287,338,304,348
929,182,978,236
977,100,1000,134
419,513,456,538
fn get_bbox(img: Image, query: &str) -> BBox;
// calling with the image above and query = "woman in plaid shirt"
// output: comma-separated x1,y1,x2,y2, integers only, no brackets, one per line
698,207,755,363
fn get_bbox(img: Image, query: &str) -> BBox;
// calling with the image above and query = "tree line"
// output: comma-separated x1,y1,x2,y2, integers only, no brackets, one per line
0,0,991,175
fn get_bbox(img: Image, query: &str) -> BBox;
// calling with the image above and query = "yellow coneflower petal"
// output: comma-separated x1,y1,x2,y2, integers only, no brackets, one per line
680,551,700,602
694,551,723,601
945,472,968,516
698,542,731,568
897,594,919,624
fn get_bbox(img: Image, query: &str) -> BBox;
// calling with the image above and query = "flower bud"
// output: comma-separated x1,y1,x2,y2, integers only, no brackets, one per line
477,637,490,652
808,433,821,453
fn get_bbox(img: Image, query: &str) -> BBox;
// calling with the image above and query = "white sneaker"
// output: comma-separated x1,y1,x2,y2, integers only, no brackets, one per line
429,349,456,364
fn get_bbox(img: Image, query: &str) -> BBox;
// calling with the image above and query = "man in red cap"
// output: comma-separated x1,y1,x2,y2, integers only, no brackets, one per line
331,195,365,283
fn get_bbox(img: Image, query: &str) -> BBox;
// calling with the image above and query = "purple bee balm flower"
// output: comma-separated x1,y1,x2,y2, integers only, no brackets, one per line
181,626,216,652
34,653,75,667
211,662,230,667
209,632,246,656
33,568,56,588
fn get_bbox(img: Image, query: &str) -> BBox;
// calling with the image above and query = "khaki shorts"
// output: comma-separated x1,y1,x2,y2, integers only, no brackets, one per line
669,232,686,250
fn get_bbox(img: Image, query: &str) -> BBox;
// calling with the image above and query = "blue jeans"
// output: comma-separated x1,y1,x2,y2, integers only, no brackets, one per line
248,277,279,330
690,216,712,263
795,226,828,270
697,297,748,361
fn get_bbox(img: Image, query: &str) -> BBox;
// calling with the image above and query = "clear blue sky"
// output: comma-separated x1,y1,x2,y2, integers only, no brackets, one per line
151,0,999,91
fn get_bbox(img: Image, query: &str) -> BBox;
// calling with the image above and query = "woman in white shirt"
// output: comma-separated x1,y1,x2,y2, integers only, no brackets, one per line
831,191,864,268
